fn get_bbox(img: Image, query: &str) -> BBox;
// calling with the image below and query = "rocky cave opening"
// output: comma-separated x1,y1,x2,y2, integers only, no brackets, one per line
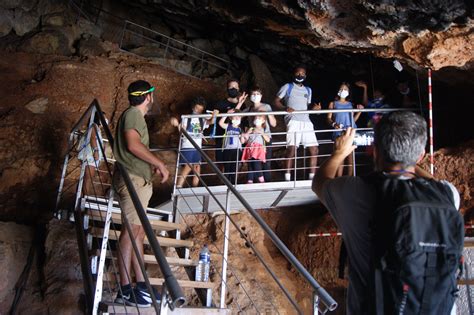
0,0,473,314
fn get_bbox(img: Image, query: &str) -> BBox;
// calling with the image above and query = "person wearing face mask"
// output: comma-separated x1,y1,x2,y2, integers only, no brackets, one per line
274,65,322,181
355,81,391,127
170,97,218,188
218,109,244,184
327,83,364,176
213,79,248,166
241,114,271,184
243,86,277,181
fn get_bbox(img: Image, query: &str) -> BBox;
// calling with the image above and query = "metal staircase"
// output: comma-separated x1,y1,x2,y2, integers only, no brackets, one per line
56,99,473,314
56,100,342,314
67,0,230,80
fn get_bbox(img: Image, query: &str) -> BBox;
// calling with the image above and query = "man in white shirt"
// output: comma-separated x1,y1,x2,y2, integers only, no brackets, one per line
274,65,321,181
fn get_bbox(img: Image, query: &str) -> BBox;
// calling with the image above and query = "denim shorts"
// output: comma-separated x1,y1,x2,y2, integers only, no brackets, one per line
179,148,202,165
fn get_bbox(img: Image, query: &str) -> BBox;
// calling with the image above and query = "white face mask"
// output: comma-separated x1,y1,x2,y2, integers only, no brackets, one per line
254,118,264,127
250,94,262,103
231,119,240,126
400,87,410,95
338,90,349,99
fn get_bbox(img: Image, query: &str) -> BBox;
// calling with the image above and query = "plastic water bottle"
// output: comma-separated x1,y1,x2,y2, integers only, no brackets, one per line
195,245,210,282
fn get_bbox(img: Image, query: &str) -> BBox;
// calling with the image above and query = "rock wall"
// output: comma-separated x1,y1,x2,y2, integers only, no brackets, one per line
0,50,223,221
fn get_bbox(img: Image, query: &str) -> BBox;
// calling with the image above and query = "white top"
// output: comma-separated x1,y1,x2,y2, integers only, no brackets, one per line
277,83,312,123
181,117,209,149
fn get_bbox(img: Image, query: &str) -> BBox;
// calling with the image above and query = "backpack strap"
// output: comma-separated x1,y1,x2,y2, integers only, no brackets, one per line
420,252,438,314
285,82,294,100
285,82,312,103
186,117,205,132
338,240,347,279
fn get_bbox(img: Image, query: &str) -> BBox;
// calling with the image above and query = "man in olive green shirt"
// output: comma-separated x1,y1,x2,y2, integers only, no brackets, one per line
113,80,169,307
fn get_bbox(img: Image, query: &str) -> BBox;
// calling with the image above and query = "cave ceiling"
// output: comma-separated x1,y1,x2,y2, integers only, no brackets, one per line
113,0,473,73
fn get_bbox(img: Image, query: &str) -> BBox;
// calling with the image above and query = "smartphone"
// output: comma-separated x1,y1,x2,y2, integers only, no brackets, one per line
353,131,374,146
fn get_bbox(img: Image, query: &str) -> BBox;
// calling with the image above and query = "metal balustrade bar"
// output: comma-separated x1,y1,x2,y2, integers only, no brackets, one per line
179,128,338,313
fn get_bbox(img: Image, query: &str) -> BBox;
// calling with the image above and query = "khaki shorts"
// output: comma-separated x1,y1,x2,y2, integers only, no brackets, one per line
113,172,152,225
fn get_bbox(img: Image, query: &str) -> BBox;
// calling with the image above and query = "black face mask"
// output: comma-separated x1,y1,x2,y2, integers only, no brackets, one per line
294,75,306,83
227,88,239,98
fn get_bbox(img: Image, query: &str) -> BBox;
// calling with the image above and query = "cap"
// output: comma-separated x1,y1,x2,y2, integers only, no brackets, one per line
128,80,155,96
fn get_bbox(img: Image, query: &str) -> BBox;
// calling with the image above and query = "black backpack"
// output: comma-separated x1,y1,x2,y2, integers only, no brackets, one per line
367,172,464,315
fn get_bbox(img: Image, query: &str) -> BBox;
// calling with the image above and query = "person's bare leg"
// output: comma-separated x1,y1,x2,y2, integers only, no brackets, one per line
176,165,192,187
192,164,201,187
286,146,296,173
308,146,318,175
118,223,142,286
131,225,146,283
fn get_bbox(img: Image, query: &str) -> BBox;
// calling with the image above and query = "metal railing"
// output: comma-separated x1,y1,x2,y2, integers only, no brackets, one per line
173,108,404,190
171,107,415,314
55,100,185,314
67,0,230,79
179,128,338,313
119,20,230,79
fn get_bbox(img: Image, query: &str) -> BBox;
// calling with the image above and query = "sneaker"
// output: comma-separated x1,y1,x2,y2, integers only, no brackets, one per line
284,173,291,181
136,285,161,304
115,287,151,308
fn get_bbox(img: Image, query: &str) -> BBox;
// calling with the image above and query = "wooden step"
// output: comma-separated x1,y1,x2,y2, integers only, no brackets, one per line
458,279,474,285
90,227,193,248
83,195,172,217
102,303,230,315
87,209,184,232
103,274,214,289
107,252,197,267
464,239,474,248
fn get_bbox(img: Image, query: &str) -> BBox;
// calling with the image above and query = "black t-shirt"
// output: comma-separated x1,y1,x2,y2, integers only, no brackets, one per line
319,176,459,315
213,99,238,144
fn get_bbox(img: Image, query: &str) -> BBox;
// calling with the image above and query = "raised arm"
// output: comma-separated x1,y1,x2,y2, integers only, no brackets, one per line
312,127,356,196
235,92,248,110
205,110,219,124
218,116,228,130
355,81,368,106
354,104,364,122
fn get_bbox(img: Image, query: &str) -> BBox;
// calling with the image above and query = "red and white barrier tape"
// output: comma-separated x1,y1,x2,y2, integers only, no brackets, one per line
309,225,474,238
308,232,342,238
428,69,434,175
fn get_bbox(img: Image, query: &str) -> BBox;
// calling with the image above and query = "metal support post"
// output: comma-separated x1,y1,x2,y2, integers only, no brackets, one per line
313,292,320,315
92,190,114,315
219,189,231,308
293,131,297,187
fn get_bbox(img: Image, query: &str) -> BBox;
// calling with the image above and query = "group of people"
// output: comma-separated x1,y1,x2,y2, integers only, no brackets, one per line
172,64,403,187
84,69,460,314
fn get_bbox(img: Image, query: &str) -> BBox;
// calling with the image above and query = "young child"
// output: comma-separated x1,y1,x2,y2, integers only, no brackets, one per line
241,114,270,184
327,82,364,176
171,97,218,188
218,109,243,184
244,86,276,181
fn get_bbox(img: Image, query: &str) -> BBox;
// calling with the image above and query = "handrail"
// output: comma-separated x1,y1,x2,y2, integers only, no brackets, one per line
92,100,186,308
180,128,338,313
181,107,417,119
123,20,230,64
